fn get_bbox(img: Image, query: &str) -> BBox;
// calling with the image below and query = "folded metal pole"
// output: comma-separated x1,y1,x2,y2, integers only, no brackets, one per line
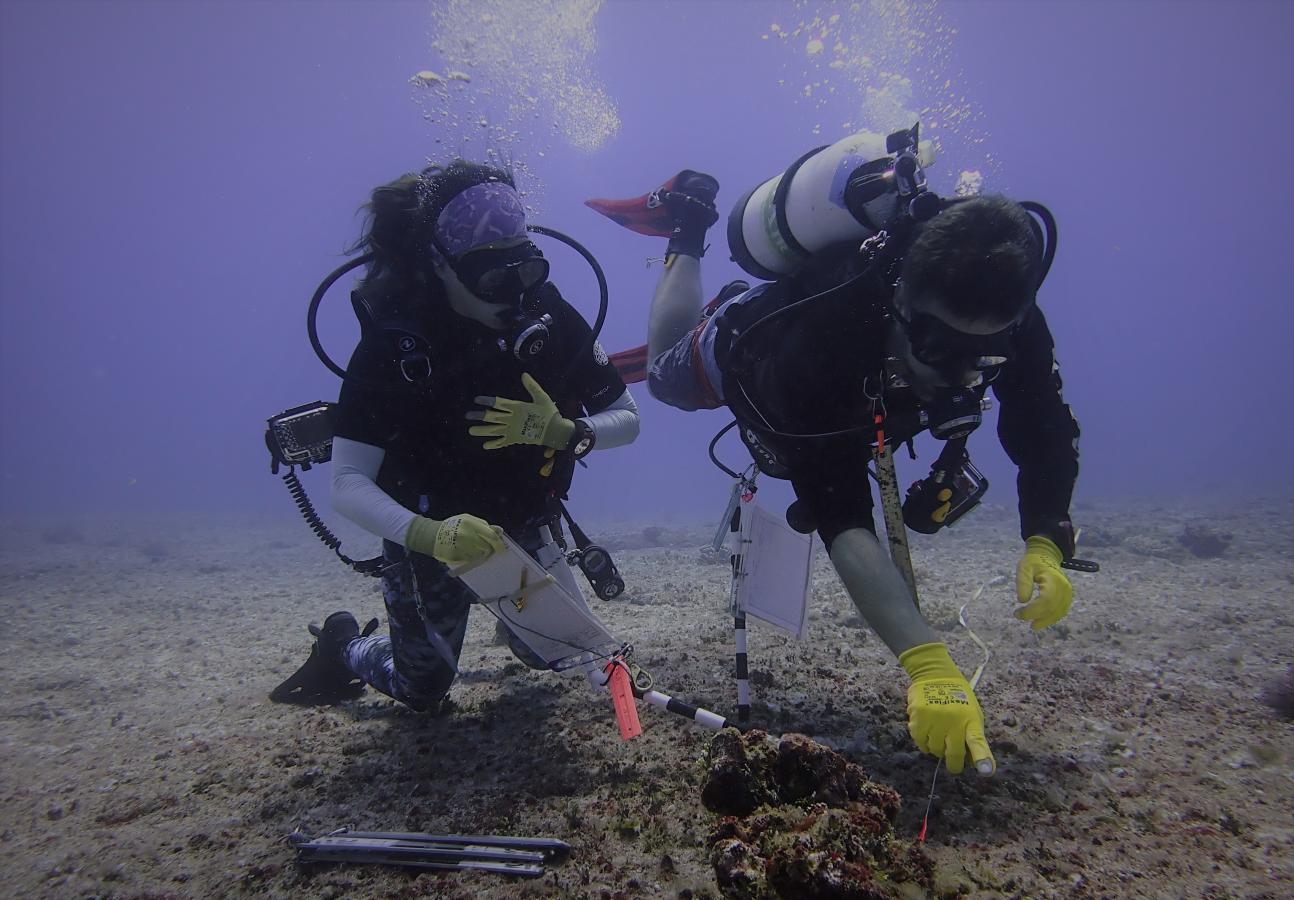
332,831,570,861
296,842,544,876
299,853,542,877
289,829,570,877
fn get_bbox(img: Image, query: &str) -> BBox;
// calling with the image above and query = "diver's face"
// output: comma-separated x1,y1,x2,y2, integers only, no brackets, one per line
435,236,538,330
888,281,1014,399
437,259,511,330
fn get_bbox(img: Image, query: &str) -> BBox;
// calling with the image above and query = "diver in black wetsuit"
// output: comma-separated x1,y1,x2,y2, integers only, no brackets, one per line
634,132,1081,777
272,160,640,710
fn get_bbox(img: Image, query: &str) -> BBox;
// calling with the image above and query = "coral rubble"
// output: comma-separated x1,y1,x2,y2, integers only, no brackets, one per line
701,729,932,899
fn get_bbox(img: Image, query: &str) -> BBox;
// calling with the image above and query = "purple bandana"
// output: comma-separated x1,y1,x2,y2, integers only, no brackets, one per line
433,181,528,258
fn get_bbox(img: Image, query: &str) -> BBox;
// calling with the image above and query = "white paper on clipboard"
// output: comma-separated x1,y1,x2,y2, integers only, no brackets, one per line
452,534,622,672
735,503,814,640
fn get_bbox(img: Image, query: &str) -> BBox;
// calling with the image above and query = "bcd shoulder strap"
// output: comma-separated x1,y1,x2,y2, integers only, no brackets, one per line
350,289,442,386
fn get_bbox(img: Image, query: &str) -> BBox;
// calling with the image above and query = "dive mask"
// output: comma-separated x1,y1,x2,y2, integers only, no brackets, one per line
892,307,1013,380
452,242,550,306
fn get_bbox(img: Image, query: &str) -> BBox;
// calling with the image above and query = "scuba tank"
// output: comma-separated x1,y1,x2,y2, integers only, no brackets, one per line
727,127,937,280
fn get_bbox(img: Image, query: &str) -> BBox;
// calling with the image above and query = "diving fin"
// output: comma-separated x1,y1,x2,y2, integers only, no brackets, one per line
609,345,649,384
585,172,689,237
269,613,379,706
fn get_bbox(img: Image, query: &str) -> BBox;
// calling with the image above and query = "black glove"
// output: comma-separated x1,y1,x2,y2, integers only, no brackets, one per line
661,170,719,259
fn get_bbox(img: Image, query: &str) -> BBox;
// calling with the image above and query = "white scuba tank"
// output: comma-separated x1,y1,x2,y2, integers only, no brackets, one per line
727,129,936,280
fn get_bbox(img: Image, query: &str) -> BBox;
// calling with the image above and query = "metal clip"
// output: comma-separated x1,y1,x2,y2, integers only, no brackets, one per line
511,570,531,611
711,480,744,551
860,229,890,257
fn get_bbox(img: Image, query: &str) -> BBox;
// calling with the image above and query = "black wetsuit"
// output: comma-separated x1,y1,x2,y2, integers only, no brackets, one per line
330,282,627,708
709,277,1080,550
333,283,626,533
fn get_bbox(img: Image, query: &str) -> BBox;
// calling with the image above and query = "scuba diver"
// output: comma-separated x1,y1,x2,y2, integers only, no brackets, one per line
278,160,640,711
589,127,1082,776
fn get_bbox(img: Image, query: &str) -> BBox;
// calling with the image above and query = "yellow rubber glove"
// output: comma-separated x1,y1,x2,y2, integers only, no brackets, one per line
1015,536,1073,631
405,514,504,567
467,373,575,450
899,642,995,775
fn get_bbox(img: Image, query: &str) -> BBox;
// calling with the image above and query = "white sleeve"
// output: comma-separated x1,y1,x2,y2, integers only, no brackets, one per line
580,386,640,450
329,436,419,545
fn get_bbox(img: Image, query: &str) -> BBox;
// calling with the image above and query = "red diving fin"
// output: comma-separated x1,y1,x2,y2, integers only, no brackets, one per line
584,174,683,237
609,344,649,384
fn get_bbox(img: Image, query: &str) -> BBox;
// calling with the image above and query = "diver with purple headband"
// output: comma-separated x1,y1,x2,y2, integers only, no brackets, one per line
426,179,557,358
273,160,640,711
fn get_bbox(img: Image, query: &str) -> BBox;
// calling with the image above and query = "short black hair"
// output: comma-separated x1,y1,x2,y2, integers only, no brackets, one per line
900,195,1040,328
350,159,516,289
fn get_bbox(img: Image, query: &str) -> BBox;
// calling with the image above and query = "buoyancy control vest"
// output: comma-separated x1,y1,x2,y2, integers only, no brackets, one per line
709,271,998,482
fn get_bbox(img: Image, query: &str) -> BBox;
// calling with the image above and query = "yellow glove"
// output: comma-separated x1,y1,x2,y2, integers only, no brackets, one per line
405,514,504,567
1015,536,1073,631
467,373,575,450
899,642,995,775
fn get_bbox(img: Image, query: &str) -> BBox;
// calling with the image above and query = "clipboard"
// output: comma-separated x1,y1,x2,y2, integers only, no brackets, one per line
451,534,622,672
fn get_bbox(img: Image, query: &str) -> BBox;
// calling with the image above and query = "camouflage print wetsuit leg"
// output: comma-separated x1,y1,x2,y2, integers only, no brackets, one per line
340,522,583,711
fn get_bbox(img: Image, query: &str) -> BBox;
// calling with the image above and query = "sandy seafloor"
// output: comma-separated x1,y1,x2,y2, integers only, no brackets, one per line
1,496,1291,899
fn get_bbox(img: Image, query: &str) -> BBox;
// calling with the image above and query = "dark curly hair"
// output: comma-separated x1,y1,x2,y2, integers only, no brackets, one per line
900,195,1040,328
349,159,516,292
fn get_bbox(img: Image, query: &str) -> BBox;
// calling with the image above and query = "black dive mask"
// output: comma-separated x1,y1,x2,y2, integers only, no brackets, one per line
893,308,1013,382
889,307,1012,440
450,242,554,359
451,242,550,306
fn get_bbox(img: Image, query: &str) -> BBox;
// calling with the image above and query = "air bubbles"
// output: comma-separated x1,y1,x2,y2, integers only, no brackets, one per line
414,0,622,207
762,1,998,184
411,70,443,86
954,170,984,197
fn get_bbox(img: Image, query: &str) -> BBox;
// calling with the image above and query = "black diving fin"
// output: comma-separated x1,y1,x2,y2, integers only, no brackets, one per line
269,613,380,705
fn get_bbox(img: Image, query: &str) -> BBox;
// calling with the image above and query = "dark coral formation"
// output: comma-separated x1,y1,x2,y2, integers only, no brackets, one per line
1177,523,1233,558
1259,664,1294,719
701,728,780,817
702,729,931,899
